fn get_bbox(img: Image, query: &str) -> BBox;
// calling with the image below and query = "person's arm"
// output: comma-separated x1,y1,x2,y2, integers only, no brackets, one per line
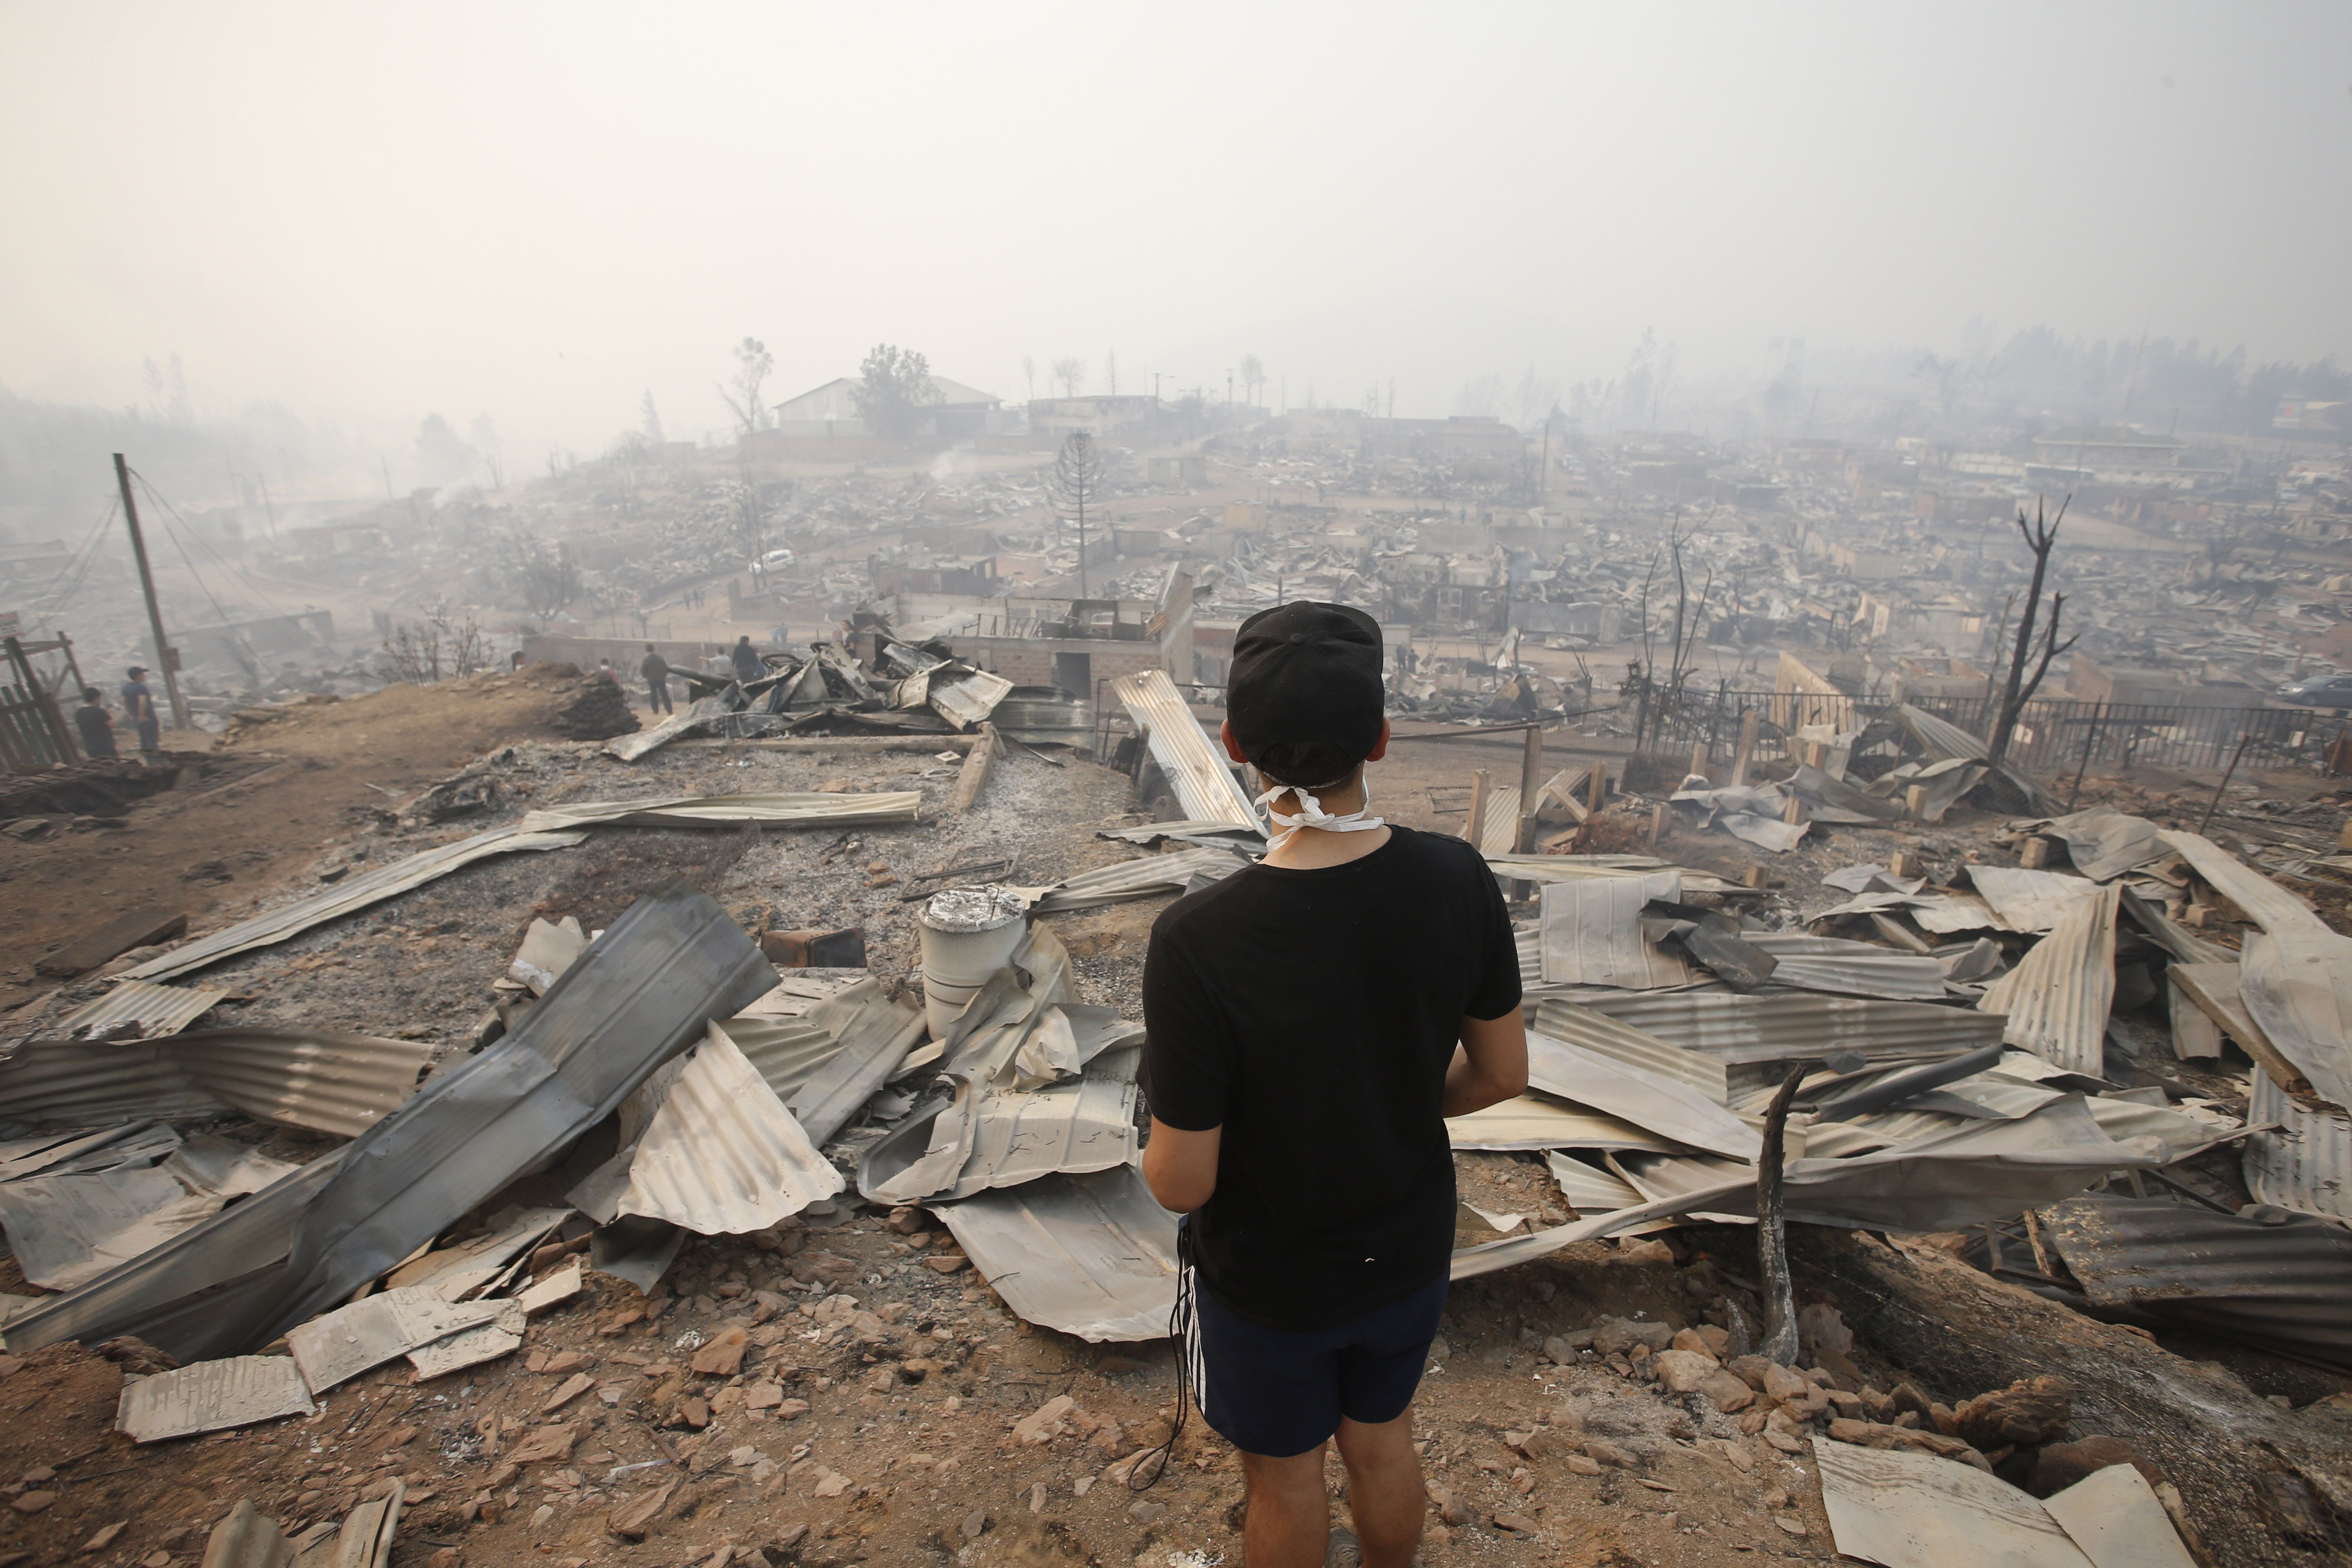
1142,1119,1222,1213
1442,1005,1529,1118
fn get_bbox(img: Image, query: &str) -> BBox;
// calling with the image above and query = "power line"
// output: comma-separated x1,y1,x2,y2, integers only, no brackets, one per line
42,493,123,624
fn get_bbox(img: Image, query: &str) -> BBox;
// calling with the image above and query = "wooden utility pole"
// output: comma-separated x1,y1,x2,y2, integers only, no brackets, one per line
113,453,189,730
1517,724,1544,852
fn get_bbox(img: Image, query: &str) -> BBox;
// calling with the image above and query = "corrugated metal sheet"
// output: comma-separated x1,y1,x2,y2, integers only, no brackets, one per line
123,828,586,982
1029,846,1250,912
2163,830,2352,1112
8,882,775,1362
2245,1065,2352,1221
1539,871,1694,989
926,666,1014,731
520,791,921,833
1514,922,1541,984
2043,807,2166,882
616,1030,843,1234
1526,1032,1759,1159
0,1026,431,1138
1740,934,1948,1001
35,979,229,1042
946,1046,1140,1199
1965,866,2102,933
1568,989,2004,1065
1978,882,2120,1074
1446,1095,1673,1152
1110,669,1259,830
604,692,736,762
1474,784,1521,855
167,1029,433,1138
1485,853,1744,896
1543,1151,1643,1215
1530,998,1729,1103
714,977,926,1148
2046,1193,2352,1367
931,1163,1179,1342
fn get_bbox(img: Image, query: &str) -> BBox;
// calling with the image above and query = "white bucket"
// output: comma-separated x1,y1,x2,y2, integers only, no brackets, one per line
917,885,1027,1039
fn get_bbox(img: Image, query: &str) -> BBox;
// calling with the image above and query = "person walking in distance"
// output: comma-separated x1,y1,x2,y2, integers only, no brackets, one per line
121,666,162,755
730,634,763,685
1141,601,1528,1568
639,644,673,714
74,687,118,759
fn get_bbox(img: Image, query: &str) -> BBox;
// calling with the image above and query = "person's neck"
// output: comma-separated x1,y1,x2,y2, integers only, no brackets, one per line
1259,776,1391,869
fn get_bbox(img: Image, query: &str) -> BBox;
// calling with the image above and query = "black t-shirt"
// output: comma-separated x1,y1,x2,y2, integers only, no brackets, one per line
1142,825,1522,1331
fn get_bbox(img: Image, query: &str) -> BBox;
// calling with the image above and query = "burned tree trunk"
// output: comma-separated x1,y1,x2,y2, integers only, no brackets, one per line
1755,1066,1806,1365
1984,496,2078,768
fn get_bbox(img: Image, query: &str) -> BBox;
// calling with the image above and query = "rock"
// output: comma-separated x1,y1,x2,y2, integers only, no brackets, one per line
1652,1349,1720,1394
505,1423,580,1466
960,1510,989,1539
679,1397,710,1428
1953,1375,2072,1449
1775,1519,1808,1538
1700,1370,1757,1414
543,1373,594,1413
1727,1354,1776,1392
1781,1386,1833,1421
1614,1236,1675,1265
1796,1302,1854,1359
1889,1379,1938,1422
1669,1328,1712,1356
1564,1454,1602,1476
608,1481,678,1540
1590,1317,1676,1356
1581,1439,1640,1469
539,1350,591,1377
1129,1500,1166,1525
886,1208,927,1234
1490,1511,1538,1536
924,1255,970,1274
789,1251,860,1287
776,1399,809,1421
1014,1395,1078,1445
1542,1335,1577,1364
1430,1485,1473,1525
1824,1418,1993,1473
1763,1430,1807,1455
1510,1428,1571,1461
691,1329,750,1377
428,1551,462,1568
1760,1363,1809,1406
2028,1436,2164,1498
12,1492,58,1514
82,1521,129,1552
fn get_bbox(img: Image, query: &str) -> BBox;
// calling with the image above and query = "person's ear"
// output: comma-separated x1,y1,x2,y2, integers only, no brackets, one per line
1220,718,1249,764
1363,718,1392,763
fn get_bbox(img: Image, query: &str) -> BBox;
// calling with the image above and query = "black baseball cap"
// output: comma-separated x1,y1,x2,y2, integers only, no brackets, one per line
1226,601,1384,785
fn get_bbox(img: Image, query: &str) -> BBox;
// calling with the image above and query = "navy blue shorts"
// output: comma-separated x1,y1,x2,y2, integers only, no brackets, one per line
1189,1271,1448,1457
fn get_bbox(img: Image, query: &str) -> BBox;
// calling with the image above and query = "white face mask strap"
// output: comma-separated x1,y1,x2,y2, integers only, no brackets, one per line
1255,778,1384,850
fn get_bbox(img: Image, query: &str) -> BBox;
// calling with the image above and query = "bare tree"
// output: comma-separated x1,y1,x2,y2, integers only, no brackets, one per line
378,608,486,684
1985,496,2078,767
1022,355,1036,402
1050,431,1107,598
1240,354,1264,407
1052,357,1086,398
719,337,774,436
503,527,581,616
639,390,664,443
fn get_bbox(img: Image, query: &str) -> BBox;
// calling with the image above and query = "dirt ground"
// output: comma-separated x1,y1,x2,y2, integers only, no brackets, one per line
0,666,630,1013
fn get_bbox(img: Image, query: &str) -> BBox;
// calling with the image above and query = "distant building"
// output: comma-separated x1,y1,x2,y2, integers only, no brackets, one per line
2027,426,2189,485
2064,652,2264,710
770,375,1010,440
1028,396,1165,438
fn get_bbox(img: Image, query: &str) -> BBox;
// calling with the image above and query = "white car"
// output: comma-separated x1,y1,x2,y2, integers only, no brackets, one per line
756,548,796,571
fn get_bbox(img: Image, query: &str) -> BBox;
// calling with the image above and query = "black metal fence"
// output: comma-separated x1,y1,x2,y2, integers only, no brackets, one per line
1636,683,2352,779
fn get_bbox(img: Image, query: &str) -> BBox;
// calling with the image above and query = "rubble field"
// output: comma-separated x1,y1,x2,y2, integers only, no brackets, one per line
3,640,2352,1568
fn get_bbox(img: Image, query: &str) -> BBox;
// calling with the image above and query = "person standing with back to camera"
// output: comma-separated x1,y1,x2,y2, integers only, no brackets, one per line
1142,600,1529,1568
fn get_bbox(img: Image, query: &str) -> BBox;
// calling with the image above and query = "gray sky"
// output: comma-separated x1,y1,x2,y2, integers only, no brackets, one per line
4,2,2348,461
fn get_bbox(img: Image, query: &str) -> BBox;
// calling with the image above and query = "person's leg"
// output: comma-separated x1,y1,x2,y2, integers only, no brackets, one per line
1333,1409,1424,1568
1240,1446,1333,1568
1328,1274,1448,1568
